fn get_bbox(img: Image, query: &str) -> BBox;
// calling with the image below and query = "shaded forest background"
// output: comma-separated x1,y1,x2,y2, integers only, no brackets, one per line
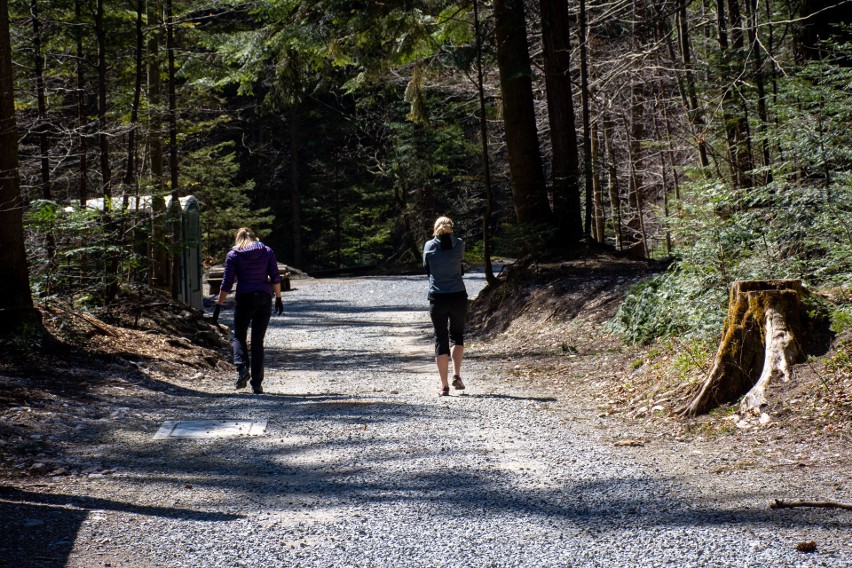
2,0,852,345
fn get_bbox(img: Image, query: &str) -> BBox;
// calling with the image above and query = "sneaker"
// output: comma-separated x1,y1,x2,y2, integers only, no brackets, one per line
451,375,465,390
252,384,264,395
235,366,249,390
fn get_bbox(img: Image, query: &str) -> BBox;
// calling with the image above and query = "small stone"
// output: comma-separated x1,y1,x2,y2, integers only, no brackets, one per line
29,462,50,475
796,541,817,553
758,413,771,425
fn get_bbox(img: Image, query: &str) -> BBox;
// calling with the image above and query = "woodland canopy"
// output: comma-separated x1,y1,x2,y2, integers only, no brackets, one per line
1,0,851,342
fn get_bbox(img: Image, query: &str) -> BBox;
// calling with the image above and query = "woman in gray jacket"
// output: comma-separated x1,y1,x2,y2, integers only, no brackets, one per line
423,216,467,396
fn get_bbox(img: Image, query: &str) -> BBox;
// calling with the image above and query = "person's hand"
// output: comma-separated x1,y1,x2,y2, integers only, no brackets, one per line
212,304,221,324
275,297,283,315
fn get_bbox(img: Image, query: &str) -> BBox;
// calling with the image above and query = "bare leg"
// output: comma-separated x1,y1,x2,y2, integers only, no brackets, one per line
451,344,464,378
435,354,450,389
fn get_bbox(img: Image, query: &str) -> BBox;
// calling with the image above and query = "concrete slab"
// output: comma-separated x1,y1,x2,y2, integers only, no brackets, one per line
154,420,267,440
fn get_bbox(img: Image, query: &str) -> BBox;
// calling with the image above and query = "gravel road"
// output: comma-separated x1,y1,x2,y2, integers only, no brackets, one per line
21,274,850,567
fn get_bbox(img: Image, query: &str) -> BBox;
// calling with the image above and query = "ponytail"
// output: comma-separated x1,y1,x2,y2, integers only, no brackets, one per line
234,227,258,250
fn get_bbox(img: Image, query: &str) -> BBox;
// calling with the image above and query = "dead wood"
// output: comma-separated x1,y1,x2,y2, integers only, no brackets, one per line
770,499,852,511
677,280,802,417
58,307,119,337
740,303,798,414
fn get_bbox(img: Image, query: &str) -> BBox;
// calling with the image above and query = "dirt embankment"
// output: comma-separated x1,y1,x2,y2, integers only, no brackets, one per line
467,252,852,473
0,287,230,480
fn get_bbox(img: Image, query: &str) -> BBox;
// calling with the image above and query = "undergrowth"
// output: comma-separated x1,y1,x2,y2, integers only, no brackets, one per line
610,176,852,345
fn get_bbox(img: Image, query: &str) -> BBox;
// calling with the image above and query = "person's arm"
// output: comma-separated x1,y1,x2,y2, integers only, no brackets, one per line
213,253,234,323
423,241,431,276
268,248,284,314
267,248,282,285
273,282,283,315
220,251,236,296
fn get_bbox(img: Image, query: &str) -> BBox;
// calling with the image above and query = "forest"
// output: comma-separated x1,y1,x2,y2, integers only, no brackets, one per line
1,0,852,345
2,3,852,563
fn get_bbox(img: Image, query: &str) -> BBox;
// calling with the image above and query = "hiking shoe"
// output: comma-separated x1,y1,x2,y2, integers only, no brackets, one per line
235,366,250,390
451,375,465,390
252,384,264,395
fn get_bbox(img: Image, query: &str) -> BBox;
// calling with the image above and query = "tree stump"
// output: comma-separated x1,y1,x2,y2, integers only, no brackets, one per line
677,280,802,417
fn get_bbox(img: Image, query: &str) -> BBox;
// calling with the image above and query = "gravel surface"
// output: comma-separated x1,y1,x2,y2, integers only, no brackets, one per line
6,273,850,567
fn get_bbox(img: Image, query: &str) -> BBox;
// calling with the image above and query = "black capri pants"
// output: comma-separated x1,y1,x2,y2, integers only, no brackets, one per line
429,293,468,357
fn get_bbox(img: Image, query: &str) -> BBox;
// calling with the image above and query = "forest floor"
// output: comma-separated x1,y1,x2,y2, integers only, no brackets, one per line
0,258,850,565
469,254,852,482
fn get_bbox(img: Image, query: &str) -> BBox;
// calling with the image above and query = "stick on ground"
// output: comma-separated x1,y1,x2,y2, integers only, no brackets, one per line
770,499,852,511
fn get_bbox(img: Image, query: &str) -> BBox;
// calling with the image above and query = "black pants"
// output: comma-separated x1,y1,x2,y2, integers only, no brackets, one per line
429,294,467,357
232,292,272,387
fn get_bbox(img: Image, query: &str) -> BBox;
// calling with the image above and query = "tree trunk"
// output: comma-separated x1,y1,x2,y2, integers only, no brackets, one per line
31,0,49,202
75,0,87,207
289,105,303,268
677,0,710,169
95,0,112,204
123,0,144,189
591,121,605,243
166,0,178,194
603,111,622,250
718,0,754,189
30,0,55,267
662,98,681,201
678,280,802,417
96,0,121,303
0,0,41,333
746,0,771,184
739,303,798,414
147,1,168,289
493,0,551,226
728,0,754,183
652,94,672,255
540,0,582,246
578,0,594,240
627,0,648,257
473,0,497,286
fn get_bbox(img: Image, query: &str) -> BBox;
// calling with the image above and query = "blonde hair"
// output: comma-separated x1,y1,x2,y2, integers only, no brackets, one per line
433,216,454,236
234,227,258,249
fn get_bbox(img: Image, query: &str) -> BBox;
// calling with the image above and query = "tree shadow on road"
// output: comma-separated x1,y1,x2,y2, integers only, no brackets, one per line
463,393,558,403
0,486,242,568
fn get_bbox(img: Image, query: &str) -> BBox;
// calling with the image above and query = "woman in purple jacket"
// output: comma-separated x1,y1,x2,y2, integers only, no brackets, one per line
213,227,283,394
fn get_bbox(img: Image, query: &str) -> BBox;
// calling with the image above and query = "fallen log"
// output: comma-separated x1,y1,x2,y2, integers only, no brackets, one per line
677,280,802,417
770,499,852,511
